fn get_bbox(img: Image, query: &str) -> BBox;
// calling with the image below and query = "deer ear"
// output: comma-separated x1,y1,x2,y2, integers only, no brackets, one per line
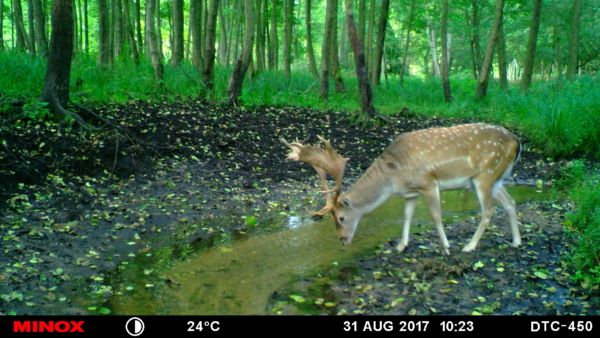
341,197,352,207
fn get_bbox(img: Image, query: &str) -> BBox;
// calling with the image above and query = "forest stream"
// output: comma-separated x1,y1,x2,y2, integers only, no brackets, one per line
104,186,555,315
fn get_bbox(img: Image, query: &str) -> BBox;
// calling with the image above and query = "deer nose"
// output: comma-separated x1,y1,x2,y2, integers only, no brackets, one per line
339,237,350,245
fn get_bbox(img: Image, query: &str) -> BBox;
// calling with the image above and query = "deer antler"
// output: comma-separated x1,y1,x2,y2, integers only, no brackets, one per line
281,136,348,216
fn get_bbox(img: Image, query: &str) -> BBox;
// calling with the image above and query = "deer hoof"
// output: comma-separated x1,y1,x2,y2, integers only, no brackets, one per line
462,242,477,252
396,243,407,253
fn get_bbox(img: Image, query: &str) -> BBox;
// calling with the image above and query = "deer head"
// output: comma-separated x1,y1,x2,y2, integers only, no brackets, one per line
281,137,362,244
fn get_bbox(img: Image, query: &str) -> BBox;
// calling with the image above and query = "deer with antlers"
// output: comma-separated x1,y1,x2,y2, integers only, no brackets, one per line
282,123,521,255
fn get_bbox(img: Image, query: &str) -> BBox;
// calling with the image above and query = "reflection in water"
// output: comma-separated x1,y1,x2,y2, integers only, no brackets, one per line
285,215,303,229
110,186,544,315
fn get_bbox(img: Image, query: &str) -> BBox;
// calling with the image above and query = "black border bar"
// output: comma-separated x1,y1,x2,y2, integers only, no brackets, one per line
0,316,598,337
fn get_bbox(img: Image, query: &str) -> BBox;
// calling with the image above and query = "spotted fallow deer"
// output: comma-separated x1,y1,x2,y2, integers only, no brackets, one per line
282,123,522,255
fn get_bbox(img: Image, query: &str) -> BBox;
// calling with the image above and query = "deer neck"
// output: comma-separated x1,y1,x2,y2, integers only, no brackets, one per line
345,160,393,214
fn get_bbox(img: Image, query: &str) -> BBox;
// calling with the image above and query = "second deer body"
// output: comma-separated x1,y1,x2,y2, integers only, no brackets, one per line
283,123,521,254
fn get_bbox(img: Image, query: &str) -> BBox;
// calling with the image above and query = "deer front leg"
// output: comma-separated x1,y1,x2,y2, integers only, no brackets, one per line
463,178,494,252
396,197,417,253
422,187,450,255
494,185,521,247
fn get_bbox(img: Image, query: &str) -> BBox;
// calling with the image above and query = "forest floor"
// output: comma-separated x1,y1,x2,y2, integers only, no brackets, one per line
0,100,595,315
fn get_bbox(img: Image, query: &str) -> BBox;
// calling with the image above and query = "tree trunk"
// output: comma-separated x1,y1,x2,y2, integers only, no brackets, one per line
365,0,375,68
371,0,389,85
146,0,164,84
344,0,376,117
170,0,183,65
520,0,542,92
552,26,562,81
42,0,83,124
566,0,581,81
98,0,110,66
232,1,242,62
218,0,228,65
426,19,440,77
227,0,255,104
320,0,335,99
114,0,125,58
135,0,143,52
263,0,270,69
108,0,114,60
190,0,202,71
168,2,173,57
202,0,208,56
124,0,139,63
339,15,349,67
156,0,164,60
27,0,36,54
0,1,3,51
84,0,89,53
185,5,191,60
12,0,29,51
32,0,49,56
476,0,504,99
283,0,293,78
202,0,219,89
293,1,299,64
254,0,265,72
440,0,452,102
497,18,508,90
268,0,278,70
330,0,345,93
358,0,365,46
399,0,415,85
73,0,78,51
77,0,83,51
469,0,482,80
305,0,318,79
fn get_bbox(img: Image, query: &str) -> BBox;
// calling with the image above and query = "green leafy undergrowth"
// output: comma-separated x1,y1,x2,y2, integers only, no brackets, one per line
559,160,600,292
2,51,598,159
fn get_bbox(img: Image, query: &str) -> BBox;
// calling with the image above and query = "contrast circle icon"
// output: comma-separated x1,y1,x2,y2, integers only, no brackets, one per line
125,317,145,337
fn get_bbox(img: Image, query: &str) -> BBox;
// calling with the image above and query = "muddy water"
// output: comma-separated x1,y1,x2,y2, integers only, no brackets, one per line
109,186,546,315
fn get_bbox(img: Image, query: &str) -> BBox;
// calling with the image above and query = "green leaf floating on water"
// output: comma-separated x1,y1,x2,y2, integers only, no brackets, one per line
289,294,305,303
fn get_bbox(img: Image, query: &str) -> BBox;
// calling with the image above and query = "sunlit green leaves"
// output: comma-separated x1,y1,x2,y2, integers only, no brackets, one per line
288,294,306,303
472,261,485,271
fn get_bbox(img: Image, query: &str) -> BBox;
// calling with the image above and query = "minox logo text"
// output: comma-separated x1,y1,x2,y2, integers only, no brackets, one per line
13,321,85,333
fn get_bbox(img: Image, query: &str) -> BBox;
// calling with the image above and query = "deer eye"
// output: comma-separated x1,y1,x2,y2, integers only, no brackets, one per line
338,216,345,223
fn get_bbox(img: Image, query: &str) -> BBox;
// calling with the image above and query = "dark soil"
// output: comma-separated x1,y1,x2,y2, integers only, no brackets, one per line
0,100,560,204
0,100,577,315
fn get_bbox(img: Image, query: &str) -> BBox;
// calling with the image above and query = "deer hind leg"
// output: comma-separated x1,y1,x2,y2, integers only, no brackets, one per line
422,187,450,255
396,197,417,253
493,185,521,247
463,178,495,252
